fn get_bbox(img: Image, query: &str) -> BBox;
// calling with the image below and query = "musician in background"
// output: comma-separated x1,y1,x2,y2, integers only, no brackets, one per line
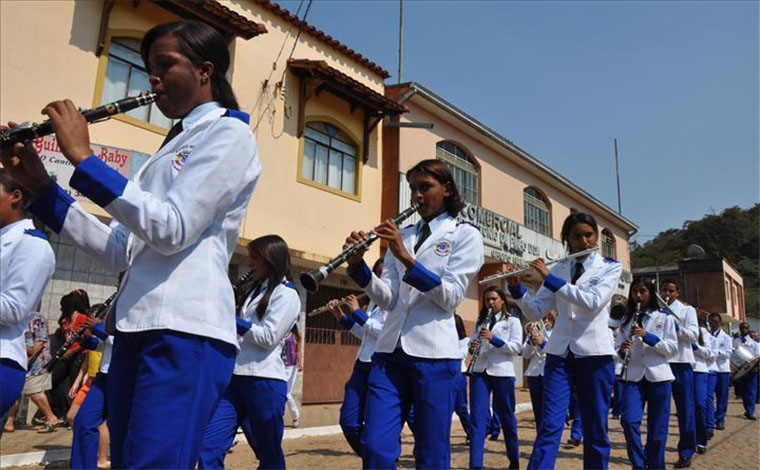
508,212,622,470
282,325,302,428
199,235,300,470
660,280,699,469
453,313,474,444
467,286,522,470
328,259,389,457
704,315,719,441
0,169,55,420
344,159,484,469
0,20,261,468
708,312,732,431
522,311,555,431
732,322,758,420
616,278,677,470
692,315,714,454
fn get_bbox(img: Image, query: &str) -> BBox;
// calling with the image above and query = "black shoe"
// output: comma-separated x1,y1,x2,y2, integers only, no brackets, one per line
611,414,620,420
715,420,725,430
566,438,581,447
744,412,757,420
508,460,519,470
488,434,499,441
706,431,714,440
674,457,691,469
696,445,706,454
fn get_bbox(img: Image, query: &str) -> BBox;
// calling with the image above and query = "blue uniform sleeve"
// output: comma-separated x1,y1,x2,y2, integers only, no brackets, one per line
490,335,505,347
351,308,369,326
643,332,661,347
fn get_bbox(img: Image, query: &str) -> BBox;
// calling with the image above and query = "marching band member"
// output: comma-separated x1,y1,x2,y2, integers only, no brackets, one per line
709,312,732,431
617,278,677,470
344,159,484,469
660,280,699,468
328,259,389,457
704,316,719,440
522,312,556,431
467,286,522,470
198,235,300,469
733,322,758,420
453,313,474,444
0,21,261,468
692,316,714,454
0,169,55,417
507,212,622,470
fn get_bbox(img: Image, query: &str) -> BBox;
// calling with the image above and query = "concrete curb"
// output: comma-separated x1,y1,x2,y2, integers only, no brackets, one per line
0,402,533,468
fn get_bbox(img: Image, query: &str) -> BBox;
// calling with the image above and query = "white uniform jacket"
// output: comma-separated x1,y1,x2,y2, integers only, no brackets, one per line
522,328,552,377
692,328,715,373
469,314,522,377
28,103,261,347
705,331,718,373
711,328,732,373
234,280,301,381
0,219,55,368
615,310,677,383
459,337,471,373
664,300,698,366
733,335,758,350
510,251,622,357
345,303,388,363
347,214,484,359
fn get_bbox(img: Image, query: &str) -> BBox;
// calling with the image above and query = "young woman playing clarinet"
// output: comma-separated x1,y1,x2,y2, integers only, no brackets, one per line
198,235,300,469
344,159,484,469
1,20,261,469
507,212,622,470
616,278,677,470
467,286,522,470
522,311,555,432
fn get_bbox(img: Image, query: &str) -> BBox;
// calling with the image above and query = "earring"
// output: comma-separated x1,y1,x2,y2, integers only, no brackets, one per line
201,76,209,85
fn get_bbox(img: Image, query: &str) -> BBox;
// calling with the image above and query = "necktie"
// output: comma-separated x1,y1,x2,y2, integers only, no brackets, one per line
414,222,431,253
571,261,585,284
159,120,183,150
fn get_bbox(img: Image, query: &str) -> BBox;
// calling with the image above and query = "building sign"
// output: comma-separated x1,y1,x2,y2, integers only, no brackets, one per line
33,135,149,202
456,203,566,265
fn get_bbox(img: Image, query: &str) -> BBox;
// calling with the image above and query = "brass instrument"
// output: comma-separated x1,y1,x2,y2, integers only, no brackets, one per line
654,293,685,328
478,247,599,285
465,308,495,376
300,202,422,293
620,302,642,382
524,319,549,358
307,293,369,318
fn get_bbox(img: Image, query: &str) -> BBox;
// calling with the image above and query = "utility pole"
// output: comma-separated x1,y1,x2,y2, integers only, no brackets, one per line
398,0,404,84
614,138,622,214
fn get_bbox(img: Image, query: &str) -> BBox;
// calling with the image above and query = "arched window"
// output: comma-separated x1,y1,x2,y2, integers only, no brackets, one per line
523,187,551,236
301,121,359,195
601,229,616,259
100,37,175,129
436,141,479,205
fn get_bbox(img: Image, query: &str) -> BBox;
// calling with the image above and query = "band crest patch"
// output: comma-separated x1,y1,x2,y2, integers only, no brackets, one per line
434,240,452,256
172,147,192,170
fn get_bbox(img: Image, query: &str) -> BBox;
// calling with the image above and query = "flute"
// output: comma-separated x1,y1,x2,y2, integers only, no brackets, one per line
478,247,599,284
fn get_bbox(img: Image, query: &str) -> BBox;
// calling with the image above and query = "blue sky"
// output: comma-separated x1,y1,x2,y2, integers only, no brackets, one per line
275,0,759,242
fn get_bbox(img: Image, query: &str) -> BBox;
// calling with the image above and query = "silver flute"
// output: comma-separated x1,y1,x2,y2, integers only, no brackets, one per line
478,247,599,284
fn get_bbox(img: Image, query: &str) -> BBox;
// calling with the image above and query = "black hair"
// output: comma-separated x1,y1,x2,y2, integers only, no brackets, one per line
454,313,466,340
479,286,509,324
660,278,681,291
623,278,658,328
406,159,465,217
708,312,722,324
59,289,91,323
372,258,385,277
290,324,301,341
247,235,294,320
141,21,240,110
560,212,599,248
0,168,30,206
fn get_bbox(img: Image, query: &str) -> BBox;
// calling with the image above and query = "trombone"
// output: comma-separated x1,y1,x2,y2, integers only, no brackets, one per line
478,247,599,285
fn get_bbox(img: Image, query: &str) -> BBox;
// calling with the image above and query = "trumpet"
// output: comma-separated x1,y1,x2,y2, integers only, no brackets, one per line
300,202,422,293
1,91,158,149
307,293,368,317
465,308,495,376
620,302,642,382
478,247,599,285
525,319,548,358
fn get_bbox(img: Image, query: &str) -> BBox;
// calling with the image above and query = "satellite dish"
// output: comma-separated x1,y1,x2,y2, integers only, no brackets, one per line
687,244,706,259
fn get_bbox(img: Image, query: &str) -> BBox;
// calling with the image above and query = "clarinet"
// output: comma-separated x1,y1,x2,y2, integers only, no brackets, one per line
465,308,495,376
620,302,643,382
43,291,118,371
232,269,255,314
0,92,158,149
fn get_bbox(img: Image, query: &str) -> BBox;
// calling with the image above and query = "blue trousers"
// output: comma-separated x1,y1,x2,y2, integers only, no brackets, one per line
670,363,696,459
469,373,518,468
199,375,287,469
527,376,544,431
361,349,458,470
0,359,25,416
742,368,758,416
611,377,623,416
705,372,717,432
71,373,108,470
620,379,672,470
527,352,613,470
715,372,730,424
107,330,235,469
487,410,501,438
453,372,473,438
693,372,708,447
340,360,372,456
568,388,583,441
